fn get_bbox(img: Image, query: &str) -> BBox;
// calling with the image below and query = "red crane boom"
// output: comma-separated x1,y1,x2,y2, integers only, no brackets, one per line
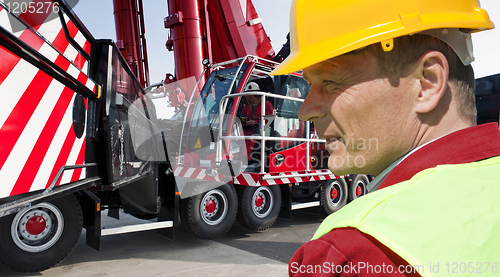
113,0,150,87
113,0,275,85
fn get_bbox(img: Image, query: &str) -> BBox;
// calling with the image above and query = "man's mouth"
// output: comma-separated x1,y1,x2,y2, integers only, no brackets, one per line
325,137,343,151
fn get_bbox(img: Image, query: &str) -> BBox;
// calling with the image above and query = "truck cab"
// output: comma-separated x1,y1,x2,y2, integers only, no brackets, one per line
170,56,367,239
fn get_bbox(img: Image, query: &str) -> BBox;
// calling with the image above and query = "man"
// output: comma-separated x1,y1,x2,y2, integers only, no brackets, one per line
241,81,274,163
271,1,500,276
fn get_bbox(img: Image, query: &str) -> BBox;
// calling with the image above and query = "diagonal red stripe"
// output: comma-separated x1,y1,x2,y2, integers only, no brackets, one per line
70,139,86,182
18,0,56,30
0,17,79,172
83,36,91,56
179,167,189,177
0,30,45,87
44,125,76,189
0,45,22,85
9,70,89,195
0,55,70,170
74,41,90,71
9,87,75,195
0,1,54,86
1,70,53,171
51,16,78,55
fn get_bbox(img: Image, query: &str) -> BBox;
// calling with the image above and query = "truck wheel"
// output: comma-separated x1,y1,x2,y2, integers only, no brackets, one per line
0,194,82,272
237,185,281,231
321,178,348,214
179,183,237,240
348,174,369,202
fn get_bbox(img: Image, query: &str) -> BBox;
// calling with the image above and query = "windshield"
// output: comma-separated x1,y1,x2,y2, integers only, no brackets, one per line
187,65,248,152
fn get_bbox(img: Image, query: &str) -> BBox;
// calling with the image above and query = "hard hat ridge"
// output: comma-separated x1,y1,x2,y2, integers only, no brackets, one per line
271,0,494,75
419,28,474,65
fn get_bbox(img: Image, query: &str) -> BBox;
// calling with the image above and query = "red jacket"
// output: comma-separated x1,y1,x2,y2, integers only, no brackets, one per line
289,123,500,276
241,100,274,122
241,100,274,158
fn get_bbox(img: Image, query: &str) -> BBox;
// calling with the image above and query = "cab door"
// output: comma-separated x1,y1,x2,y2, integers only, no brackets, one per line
268,74,314,172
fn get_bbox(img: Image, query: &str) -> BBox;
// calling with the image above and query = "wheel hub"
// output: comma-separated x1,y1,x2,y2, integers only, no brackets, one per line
254,194,264,208
26,215,46,235
328,182,342,206
11,202,64,253
330,187,338,199
252,187,273,218
19,210,52,242
356,185,363,196
200,189,228,226
203,196,219,217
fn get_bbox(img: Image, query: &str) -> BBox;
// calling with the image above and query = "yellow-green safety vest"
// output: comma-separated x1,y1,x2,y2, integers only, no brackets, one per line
313,156,500,276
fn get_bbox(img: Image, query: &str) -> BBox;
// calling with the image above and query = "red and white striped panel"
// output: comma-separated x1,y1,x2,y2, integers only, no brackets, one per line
175,166,338,187
174,166,225,183
233,172,262,187
241,170,337,186
308,170,339,181
174,166,262,186
50,12,92,73
0,1,95,89
0,1,94,198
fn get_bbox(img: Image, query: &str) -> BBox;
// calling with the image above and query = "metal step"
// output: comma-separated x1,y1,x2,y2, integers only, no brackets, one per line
101,221,174,236
291,201,320,210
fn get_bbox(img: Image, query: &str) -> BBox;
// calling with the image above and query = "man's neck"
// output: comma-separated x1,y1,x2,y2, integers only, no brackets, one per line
412,116,473,150
376,123,500,190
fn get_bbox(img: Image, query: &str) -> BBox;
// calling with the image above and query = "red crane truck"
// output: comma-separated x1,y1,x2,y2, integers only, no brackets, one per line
0,0,370,272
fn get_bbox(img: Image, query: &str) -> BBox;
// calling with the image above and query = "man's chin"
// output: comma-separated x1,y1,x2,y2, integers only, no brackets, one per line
328,167,354,176
327,156,365,176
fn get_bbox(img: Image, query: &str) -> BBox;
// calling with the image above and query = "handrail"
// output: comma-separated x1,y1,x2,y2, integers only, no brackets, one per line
44,163,98,195
222,91,305,102
220,135,324,143
262,172,334,180
217,91,320,172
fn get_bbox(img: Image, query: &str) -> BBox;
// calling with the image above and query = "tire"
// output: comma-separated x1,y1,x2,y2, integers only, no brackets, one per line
0,194,83,272
179,183,237,240
348,174,369,202
237,185,281,231
321,178,348,214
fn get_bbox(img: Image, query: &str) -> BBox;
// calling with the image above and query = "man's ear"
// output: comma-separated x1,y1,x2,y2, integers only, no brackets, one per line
414,51,449,113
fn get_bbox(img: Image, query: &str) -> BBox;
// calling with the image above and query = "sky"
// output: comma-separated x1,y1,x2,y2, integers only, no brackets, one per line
73,0,500,83
73,0,292,84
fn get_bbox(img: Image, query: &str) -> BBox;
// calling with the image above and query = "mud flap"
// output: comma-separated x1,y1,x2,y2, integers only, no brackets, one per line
278,184,292,220
157,162,178,240
81,191,102,251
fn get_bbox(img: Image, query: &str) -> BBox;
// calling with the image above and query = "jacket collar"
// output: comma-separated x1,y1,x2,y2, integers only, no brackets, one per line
376,123,500,190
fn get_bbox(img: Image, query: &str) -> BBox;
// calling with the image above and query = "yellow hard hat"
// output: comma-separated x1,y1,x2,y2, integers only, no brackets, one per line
271,0,494,75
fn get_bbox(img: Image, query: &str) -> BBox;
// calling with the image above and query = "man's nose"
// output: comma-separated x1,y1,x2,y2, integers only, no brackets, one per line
298,85,326,122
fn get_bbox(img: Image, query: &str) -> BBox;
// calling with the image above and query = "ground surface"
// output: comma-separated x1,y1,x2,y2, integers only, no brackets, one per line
0,209,324,277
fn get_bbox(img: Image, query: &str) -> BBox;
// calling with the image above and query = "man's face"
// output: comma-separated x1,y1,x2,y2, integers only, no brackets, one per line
246,94,260,105
299,51,419,175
